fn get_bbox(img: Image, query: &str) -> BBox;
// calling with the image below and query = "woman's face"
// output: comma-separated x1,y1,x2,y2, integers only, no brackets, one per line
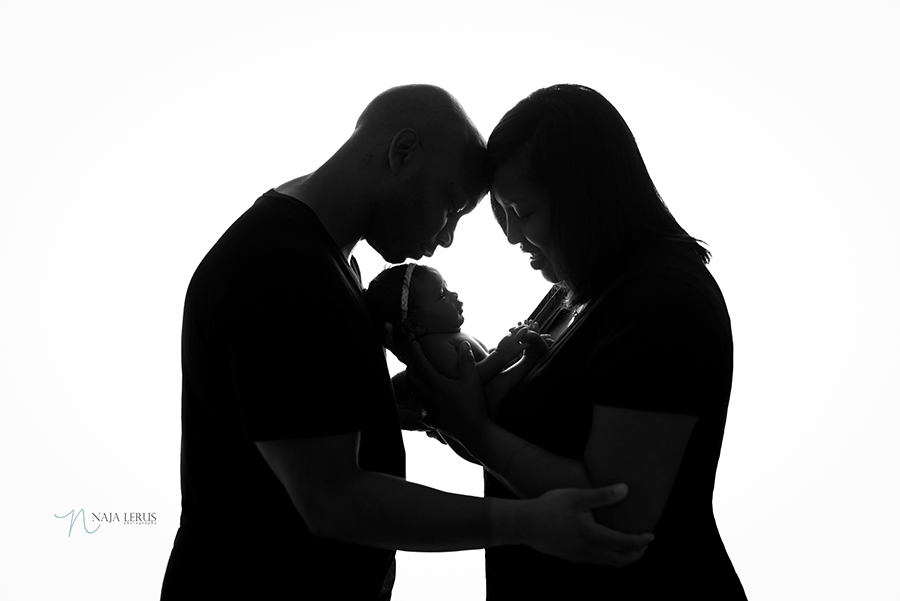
490,163,560,283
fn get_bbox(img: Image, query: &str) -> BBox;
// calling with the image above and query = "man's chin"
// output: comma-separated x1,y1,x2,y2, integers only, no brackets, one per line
377,249,411,265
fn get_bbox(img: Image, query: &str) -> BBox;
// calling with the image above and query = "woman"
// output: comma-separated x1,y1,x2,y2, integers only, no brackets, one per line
413,85,746,598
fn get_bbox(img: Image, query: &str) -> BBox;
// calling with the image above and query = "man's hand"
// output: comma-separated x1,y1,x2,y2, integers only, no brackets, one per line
407,340,489,442
516,485,653,566
391,371,430,431
382,322,415,364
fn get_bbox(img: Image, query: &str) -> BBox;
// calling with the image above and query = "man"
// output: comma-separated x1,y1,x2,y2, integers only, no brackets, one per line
161,85,651,599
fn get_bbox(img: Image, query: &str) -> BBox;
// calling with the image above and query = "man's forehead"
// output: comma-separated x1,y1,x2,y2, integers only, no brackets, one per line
446,180,483,214
457,136,489,200
459,178,488,208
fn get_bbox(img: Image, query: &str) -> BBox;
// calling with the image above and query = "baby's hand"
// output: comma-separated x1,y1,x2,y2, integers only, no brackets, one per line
511,319,542,333
522,328,552,357
496,326,529,360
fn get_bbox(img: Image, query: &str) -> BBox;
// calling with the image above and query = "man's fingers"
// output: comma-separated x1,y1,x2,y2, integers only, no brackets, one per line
574,483,629,510
569,485,655,555
596,546,649,568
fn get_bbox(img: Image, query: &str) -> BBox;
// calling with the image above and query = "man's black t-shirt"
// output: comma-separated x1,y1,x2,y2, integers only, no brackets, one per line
162,190,405,599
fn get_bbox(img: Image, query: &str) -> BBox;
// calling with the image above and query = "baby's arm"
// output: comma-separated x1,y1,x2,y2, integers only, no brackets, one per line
474,328,528,383
420,332,523,383
484,326,551,414
417,336,465,378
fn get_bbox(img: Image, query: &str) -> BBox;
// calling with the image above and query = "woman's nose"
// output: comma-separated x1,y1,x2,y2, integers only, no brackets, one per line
505,215,523,245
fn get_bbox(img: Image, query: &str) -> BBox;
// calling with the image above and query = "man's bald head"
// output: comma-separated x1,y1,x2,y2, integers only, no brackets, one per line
355,85,487,197
356,84,477,143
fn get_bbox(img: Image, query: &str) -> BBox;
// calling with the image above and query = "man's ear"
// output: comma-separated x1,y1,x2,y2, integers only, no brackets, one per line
388,128,420,175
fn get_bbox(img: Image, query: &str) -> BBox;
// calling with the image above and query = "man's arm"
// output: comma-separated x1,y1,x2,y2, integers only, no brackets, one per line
409,341,695,535
255,432,652,563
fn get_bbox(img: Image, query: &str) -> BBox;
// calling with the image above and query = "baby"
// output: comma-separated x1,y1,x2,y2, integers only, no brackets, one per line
365,263,549,409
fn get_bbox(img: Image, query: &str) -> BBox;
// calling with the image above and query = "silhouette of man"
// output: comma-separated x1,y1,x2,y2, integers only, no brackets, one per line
160,85,651,599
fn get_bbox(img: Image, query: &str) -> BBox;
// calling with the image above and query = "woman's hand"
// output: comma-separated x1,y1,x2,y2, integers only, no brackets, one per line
407,340,490,443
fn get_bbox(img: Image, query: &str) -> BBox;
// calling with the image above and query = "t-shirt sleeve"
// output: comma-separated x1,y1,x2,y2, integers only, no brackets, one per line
585,277,725,417
223,264,378,441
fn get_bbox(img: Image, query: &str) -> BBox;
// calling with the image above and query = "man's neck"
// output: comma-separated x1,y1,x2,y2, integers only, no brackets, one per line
276,172,363,260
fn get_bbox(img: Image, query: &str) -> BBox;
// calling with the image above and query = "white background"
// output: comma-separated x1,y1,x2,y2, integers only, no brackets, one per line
2,1,898,599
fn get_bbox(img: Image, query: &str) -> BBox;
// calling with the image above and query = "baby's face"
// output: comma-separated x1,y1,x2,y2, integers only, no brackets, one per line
410,268,464,334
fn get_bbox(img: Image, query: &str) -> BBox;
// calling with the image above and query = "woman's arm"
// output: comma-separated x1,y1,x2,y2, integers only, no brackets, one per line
410,342,696,534
483,355,536,414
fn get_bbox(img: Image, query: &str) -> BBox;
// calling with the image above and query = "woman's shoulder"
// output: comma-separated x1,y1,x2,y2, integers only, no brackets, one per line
609,243,728,316
572,243,732,357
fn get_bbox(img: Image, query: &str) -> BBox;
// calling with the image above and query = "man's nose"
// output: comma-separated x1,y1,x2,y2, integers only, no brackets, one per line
437,226,454,248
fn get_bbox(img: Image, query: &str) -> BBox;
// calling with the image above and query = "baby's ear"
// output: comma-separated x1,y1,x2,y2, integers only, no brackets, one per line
402,317,427,337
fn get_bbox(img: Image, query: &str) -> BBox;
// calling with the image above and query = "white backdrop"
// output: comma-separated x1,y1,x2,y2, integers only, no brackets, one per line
2,1,898,599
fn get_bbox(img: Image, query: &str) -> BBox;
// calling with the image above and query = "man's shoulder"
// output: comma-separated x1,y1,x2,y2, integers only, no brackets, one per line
187,191,354,310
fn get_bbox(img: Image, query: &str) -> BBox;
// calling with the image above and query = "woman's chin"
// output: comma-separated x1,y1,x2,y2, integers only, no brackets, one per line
537,265,561,284
527,253,561,284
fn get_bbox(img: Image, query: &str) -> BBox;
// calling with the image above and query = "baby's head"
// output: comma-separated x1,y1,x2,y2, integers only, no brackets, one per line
365,263,464,346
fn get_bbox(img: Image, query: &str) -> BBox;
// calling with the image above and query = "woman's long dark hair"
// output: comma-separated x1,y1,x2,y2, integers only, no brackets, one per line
487,84,709,304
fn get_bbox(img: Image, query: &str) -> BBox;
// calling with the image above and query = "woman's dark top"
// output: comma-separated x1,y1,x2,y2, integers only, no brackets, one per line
485,241,746,599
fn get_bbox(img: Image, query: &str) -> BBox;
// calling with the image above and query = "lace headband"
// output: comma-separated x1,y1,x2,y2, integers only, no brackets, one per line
399,263,416,322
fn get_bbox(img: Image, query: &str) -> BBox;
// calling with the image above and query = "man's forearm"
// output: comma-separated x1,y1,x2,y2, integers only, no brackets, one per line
300,468,652,568
459,419,594,500
301,469,526,552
